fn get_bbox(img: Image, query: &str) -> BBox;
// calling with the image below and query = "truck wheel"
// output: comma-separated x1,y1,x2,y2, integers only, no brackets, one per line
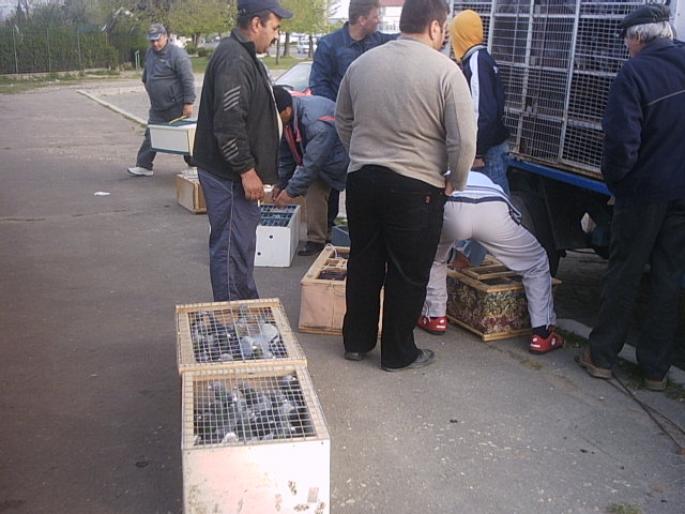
510,191,561,276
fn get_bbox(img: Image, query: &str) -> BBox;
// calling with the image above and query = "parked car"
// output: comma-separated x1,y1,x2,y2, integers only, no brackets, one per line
273,61,312,95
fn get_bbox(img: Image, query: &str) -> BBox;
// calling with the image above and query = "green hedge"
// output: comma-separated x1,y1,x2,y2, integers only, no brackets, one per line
0,24,147,75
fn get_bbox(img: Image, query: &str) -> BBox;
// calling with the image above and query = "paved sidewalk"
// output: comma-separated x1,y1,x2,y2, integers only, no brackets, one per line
0,84,683,514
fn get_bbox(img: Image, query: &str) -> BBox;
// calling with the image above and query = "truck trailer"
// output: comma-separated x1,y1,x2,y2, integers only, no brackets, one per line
451,0,685,274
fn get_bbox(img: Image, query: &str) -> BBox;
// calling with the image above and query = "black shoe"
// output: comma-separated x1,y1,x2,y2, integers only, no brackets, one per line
381,349,435,372
344,351,365,361
298,241,326,257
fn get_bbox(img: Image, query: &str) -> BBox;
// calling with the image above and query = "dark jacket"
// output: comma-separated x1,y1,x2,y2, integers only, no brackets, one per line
278,95,349,196
142,43,195,112
602,38,685,202
309,23,397,101
461,45,509,157
193,30,279,184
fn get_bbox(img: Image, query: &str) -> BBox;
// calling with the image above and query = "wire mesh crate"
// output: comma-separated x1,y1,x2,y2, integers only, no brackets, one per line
475,0,650,177
182,365,330,514
446,256,561,341
176,298,307,374
255,204,301,267
298,245,350,335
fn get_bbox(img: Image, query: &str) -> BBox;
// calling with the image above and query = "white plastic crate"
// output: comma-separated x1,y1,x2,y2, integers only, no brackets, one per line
182,366,330,514
176,298,307,374
149,119,196,155
255,205,301,268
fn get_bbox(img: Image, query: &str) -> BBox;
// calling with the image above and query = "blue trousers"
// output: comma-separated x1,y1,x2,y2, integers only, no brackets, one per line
198,169,261,301
461,141,511,265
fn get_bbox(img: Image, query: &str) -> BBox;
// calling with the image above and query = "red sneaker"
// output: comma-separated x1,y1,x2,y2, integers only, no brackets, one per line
529,330,564,354
417,315,447,335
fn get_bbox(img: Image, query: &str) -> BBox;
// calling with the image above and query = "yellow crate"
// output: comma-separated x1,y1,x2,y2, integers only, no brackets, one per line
176,298,307,374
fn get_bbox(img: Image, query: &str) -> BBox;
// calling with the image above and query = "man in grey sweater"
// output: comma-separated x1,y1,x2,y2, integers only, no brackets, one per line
127,23,196,177
335,0,477,371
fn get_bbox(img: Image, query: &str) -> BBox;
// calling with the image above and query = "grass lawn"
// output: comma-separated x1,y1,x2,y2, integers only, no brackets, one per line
191,55,302,74
0,70,121,94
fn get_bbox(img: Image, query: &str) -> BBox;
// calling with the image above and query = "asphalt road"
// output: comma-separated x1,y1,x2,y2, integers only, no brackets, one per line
0,80,683,514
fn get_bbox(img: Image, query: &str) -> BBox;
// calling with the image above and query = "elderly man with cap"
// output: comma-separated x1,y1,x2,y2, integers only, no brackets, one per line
578,4,685,391
127,23,196,177
193,0,293,302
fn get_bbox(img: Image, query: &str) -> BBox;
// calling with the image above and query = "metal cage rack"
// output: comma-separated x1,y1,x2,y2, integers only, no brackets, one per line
176,299,307,374
453,0,649,176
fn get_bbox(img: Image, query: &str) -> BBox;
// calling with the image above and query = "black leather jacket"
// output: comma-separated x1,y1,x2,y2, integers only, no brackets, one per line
193,30,279,184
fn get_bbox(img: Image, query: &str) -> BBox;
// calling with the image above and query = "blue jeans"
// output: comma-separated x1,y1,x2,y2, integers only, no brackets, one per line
198,169,261,301
461,141,511,265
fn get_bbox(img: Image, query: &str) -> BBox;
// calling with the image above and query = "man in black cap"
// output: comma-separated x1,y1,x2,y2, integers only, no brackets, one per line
193,0,293,301
578,4,685,391
128,23,195,177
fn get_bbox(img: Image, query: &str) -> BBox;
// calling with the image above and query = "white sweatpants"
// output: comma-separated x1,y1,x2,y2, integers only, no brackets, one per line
424,199,556,328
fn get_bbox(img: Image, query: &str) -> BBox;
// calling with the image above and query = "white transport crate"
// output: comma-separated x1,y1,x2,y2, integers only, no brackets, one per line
255,205,301,268
149,119,196,155
182,365,330,514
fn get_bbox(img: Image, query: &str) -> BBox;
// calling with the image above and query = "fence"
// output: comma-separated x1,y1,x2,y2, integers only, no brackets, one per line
0,25,144,75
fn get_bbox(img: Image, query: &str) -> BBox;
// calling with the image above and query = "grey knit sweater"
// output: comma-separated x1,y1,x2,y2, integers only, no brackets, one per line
335,36,477,190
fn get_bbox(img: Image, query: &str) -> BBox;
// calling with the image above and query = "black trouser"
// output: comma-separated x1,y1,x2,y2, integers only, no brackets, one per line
327,189,340,229
589,198,685,379
343,166,446,369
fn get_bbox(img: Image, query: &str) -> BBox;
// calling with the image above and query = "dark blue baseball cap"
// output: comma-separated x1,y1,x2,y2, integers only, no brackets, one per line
237,0,293,19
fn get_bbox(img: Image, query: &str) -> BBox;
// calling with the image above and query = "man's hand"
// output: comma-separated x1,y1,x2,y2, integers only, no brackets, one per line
241,169,264,201
274,189,295,207
271,185,281,202
444,180,454,196
182,104,193,118
472,157,485,169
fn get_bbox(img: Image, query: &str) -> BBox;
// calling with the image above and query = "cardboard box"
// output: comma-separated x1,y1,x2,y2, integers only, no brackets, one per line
149,119,196,155
176,170,206,214
446,257,560,341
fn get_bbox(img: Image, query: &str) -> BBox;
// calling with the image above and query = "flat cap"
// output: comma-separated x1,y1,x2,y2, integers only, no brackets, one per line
147,23,167,41
621,4,670,35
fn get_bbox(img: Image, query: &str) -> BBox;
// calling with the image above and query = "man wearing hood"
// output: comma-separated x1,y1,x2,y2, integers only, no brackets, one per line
450,10,509,194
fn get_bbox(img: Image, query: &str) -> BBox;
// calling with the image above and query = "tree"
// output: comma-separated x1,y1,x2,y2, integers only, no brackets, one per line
280,0,327,57
167,0,234,46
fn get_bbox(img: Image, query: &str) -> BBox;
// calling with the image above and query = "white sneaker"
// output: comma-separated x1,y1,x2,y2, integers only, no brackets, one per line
127,166,153,177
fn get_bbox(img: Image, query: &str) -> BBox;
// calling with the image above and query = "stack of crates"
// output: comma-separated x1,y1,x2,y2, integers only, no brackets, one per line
255,205,301,267
453,0,648,176
176,298,330,514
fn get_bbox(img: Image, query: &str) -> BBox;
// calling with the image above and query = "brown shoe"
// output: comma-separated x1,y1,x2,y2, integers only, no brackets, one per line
576,348,612,379
644,377,668,392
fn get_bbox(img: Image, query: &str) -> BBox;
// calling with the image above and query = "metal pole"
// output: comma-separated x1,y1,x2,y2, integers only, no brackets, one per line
77,28,82,71
46,27,51,73
12,26,19,74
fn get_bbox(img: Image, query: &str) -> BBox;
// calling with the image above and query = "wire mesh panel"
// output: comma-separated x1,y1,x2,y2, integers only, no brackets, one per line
183,366,327,448
182,366,330,513
176,298,306,374
488,0,650,176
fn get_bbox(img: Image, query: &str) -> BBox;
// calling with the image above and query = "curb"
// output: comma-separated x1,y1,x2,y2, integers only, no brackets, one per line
557,318,685,387
76,89,147,127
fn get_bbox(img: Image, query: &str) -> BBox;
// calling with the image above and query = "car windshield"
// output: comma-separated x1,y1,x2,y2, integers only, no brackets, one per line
274,62,312,92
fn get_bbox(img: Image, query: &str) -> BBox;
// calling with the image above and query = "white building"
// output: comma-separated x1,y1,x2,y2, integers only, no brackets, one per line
379,0,404,33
